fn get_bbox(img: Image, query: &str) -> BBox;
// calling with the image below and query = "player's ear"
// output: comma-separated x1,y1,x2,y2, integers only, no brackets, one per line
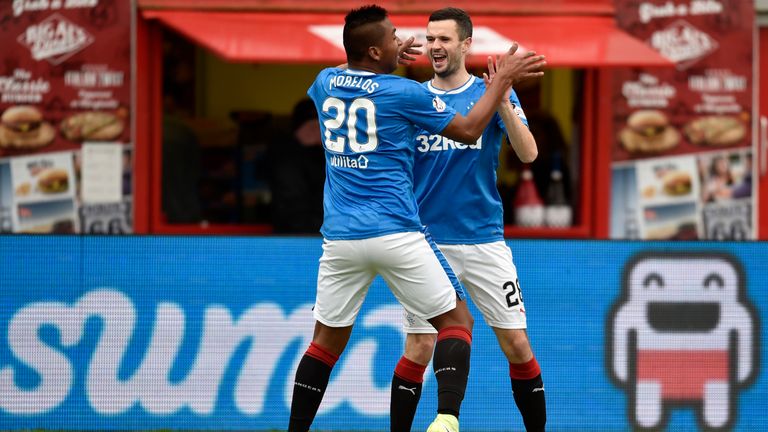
368,46,382,61
461,36,472,54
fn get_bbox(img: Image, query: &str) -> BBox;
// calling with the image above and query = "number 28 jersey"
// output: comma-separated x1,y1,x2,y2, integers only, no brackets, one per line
308,68,457,240
413,76,528,244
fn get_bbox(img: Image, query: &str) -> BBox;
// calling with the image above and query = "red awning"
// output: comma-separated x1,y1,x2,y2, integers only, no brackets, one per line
138,0,615,16
142,10,673,68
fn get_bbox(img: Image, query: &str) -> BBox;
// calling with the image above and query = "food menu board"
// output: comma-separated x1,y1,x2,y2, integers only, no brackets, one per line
0,0,132,233
610,0,754,240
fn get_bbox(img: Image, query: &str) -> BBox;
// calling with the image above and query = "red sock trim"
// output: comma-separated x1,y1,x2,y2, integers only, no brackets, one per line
437,326,472,344
509,357,541,380
394,356,427,383
306,342,339,367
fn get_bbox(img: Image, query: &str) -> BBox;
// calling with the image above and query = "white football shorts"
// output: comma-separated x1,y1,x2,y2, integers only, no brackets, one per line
403,241,527,333
315,229,465,327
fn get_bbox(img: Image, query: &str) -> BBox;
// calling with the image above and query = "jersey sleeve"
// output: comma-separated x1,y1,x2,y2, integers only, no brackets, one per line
307,68,330,103
497,89,529,134
399,80,457,135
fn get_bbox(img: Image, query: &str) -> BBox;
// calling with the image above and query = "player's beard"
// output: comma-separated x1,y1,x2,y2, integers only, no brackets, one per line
433,51,461,79
385,61,399,74
384,52,400,74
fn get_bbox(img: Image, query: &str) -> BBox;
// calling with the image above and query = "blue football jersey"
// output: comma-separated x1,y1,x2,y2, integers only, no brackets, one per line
413,76,528,244
308,68,458,240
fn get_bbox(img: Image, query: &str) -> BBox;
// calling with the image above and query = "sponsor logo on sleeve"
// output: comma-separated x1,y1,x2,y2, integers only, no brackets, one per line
512,103,527,121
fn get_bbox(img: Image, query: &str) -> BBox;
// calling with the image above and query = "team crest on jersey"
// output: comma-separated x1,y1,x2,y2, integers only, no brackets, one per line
432,96,446,112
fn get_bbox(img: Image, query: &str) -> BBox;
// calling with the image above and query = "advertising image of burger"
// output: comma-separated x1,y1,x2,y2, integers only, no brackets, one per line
0,106,56,150
619,109,680,154
661,170,692,196
60,110,126,142
36,168,70,195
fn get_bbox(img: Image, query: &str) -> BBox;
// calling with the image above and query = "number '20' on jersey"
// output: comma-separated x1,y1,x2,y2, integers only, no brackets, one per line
307,67,457,240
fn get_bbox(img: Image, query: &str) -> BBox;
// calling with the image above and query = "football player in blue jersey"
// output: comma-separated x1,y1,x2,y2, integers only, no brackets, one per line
287,5,545,432
391,8,547,432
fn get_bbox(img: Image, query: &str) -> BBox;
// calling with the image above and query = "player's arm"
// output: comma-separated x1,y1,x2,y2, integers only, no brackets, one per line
441,44,546,143
485,55,538,163
499,100,537,163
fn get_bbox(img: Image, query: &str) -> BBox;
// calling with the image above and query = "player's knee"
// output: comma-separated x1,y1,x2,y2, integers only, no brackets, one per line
405,333,437,365
455,301,475,330
312,322,353,356
465,311,475,331
428,301,474,332
500,329,533,363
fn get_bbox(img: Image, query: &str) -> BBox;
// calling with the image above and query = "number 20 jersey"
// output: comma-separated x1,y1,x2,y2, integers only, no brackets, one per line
308,68,457,240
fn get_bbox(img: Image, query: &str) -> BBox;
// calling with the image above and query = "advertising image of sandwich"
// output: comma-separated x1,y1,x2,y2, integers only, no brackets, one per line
0,105,56,150
646,222,698,240
644,223,677,240
619,110,681,154
20,223,54,234
684,115,746,147
661,170,692,196
60,110,125,142
36,168,70,194
18,220,74,234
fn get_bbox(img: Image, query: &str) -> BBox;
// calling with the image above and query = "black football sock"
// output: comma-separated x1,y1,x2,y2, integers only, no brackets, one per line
510,357,547,431
390,356,427,432
288,342,339,432
432,326,472,417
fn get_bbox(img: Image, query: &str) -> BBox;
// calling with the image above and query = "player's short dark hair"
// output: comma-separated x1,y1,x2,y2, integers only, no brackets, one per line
343,4,388,61
429,7,473,40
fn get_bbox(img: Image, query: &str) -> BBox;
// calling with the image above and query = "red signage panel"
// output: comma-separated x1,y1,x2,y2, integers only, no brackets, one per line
609,0,755,241
0,1,132,157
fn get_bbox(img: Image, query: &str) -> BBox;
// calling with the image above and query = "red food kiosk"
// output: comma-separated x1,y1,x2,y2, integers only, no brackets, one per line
132,0,673,237
3,0,765,239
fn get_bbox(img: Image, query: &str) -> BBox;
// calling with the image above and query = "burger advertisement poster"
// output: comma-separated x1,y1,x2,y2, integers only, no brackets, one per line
0,0,132,233
10,151,77,233
636,156,700,240
611,0,754,240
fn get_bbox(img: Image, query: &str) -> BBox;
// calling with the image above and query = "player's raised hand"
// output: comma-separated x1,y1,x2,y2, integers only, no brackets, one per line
493,42,546,87
398,36,423,65
483,55,513,101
